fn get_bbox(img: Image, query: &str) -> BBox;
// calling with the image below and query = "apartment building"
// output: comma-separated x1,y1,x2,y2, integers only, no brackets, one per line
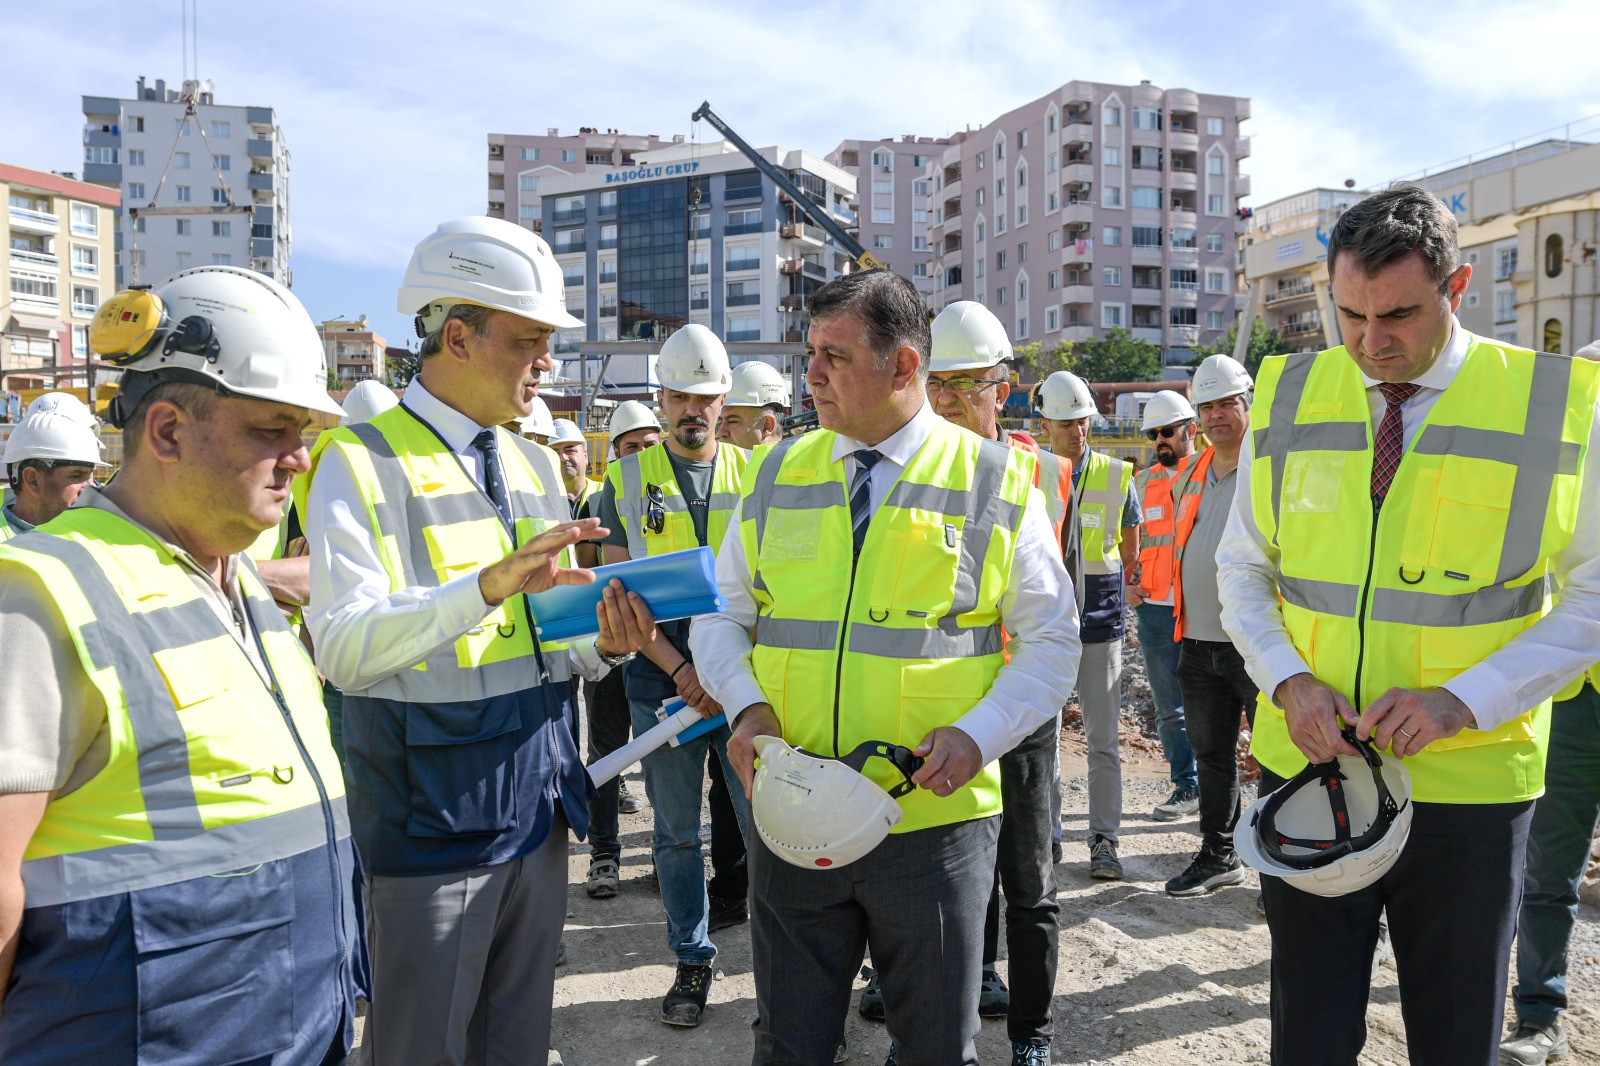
1238,187,1364,351
926,79,1252,364
318,316,389,385
82,77,291,288
826,136,952,296
2,163,119,395
487,127,680,227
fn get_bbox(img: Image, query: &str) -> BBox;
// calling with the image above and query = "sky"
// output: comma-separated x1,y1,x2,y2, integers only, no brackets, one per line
6,0,1600,349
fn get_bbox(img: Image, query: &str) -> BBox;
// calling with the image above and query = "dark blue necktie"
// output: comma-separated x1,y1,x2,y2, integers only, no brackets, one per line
850,449,881,556
472,428,512,528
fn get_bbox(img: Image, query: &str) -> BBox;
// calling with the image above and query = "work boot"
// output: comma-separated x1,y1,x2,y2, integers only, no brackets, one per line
1165,845,1246,897
618,778,645,814
661,962,713,1026
1011,1041,1051,1066
978,966,1009,1018
585,857,619,899
1151,786,1200,822
1500,1019,1568,1064
707,894,747,933
858,965,885,1021
1089,834,1123,880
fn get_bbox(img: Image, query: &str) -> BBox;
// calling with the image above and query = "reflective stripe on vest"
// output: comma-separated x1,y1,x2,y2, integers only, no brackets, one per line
313,406,575,703
605,442,750,558
2,511,348,907
739,417,1034,834
1247,337,1599,803
1134,452,1195,601
1075,450,1133,575
1006,431,1071,543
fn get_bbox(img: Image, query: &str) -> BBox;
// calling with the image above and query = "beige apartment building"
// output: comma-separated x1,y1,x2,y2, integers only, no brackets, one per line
318,316,389,385
2,162,119,399
826,136,953,297
487,128,680,229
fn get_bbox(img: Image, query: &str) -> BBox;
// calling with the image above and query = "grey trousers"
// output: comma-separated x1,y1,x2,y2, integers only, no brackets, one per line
363,817,568,1066
1058,637,1123,841
750,816,1000,1066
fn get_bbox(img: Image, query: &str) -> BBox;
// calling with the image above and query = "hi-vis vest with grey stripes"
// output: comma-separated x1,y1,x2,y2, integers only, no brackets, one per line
2,508,347,908
604,442,750,557
1072,450,1133,576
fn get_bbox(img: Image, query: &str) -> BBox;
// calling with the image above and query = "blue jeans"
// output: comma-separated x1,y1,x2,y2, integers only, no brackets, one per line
629,698,750,965
1514,682,1600,1026
1135,602,1197,793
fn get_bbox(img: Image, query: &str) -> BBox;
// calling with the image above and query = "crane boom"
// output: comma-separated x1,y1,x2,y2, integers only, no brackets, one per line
690,101,885,273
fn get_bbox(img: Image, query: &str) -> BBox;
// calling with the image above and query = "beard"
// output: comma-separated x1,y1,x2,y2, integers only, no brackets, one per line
1156,444,1178,467
673,420,710,449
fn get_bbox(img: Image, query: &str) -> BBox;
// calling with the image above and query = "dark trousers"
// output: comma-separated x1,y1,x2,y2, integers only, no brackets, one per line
1259,767,1533,1066
979,718,1060,1043
707,748,749,902
1177,638,1258,853
750,817,999,1066
584,669,632,864
1515,682,1600,1026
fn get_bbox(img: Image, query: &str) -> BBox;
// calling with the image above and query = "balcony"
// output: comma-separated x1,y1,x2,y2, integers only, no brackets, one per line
1061,240,1092,266
778,294,805,310
942,196,962,220
727,293,762,307
942,177,962,202
691,261,709,275
599,304,618,319
779,222,821,244
1168,284,1198,307
71,258,98,278
726,258,761,273
550,208,586,225
598,202,618,220
1060,284,1095,304
1236,99,1252,121
1235,173,1252,197
553,238,586,254
1055,325,1093,342
1062,121,1094,144
1169,169,1196,191
1281,318,1322,337
1132,327,1164,344
246,138,275,161
1235,136,1252,158
725,184,763,203
1169,129,1199,153
1265,279,1316,305
1131,245,1164,266
727,220,767,236
1169,243,1199,261
780,258,803,275
1236,292,1252,311
9,206,60,234
1061,162,1094,186
1167,89,1199,114
942,230,963,254
690,296,709,310
1169,324,1200,345
10,248,60,271
1061,201,1094,225
1169,208,1197,228
72,300,98,318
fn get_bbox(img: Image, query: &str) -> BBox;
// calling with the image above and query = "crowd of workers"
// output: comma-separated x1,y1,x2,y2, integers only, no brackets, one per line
0,182,1597,1066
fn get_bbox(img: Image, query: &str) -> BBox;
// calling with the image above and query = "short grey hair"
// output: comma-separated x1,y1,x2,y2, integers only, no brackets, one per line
1327,182,1460,291
419,303,496,359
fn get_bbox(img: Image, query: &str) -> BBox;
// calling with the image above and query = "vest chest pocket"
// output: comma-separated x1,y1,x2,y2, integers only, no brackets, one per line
761,507,824,563
878,518,962,615
403,696,522,837
152,638,287,801
1281,451,1349,515
1418,455,1514,579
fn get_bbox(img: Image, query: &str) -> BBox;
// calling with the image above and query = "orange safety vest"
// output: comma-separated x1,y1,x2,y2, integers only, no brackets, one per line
1133,452,1196,603
1006,429,1073,546
1169,445,1216,641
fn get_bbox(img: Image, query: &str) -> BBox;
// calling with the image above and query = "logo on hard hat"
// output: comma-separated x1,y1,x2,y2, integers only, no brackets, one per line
446,252,492,277
695,359,710,378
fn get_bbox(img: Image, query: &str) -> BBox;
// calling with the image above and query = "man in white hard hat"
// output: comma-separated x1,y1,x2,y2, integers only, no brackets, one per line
0,267,359,1062
340,379,400,426
695,271,1080,1066
548,418,598,519
1217,184,1600,1063
518,394,556,444
1,412,101,538
1,392,101,514
1037,370,1140,881
304,217,657,1064
718,360,789,451
1127,391,1202,822
920,299,1074,1062
605,399,662,463
595,322,753,1027
1160,354,1260,900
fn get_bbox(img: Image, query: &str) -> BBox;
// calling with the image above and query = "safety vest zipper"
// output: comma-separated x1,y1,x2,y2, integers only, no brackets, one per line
1350,498,1382,716
832,545,863,758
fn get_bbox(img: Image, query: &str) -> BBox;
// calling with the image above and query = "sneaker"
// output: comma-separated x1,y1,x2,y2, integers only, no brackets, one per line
707,895,748,933
1151,787,1200,822
585,858,619,899
858,965,885,1021
618,779,645,815
1500,1020,1568,1064
547,1051,563,1066
661,962,713,1026
884,1045,897,1066
1089,835,1123,880
834,1035,849,1062
1165,847,1247,897
979,966,1009,1018
1011,1041,1051,1066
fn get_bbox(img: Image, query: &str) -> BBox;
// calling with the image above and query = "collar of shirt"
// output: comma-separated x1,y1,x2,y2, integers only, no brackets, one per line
1070,448,1097,488
79,485,241,590
1357,315,1467,393
2,503,34,534
402,374,498,456
829,400,939,469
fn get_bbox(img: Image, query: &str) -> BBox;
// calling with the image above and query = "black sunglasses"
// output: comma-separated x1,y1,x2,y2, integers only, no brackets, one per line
645,483,666,535
1145,423,1190,442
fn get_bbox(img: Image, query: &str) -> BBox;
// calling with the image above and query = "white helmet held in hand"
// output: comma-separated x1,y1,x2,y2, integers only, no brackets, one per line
607,400,659,442
399,216,582,335
750,736,926,870
518,395,555,439
1141,390,1197,432
726,360,790,409
1036,371,1096,421
341,380,399,426
1235,734,1413,897
1191,354,1253,405
657,324,731,396
4,411,103,467
548,418,586,446
90,266,345,427
25,392,98,428
929,300,1012,373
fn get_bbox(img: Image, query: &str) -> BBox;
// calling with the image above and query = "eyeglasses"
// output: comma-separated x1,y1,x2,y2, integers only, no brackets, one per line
926,376,1005,398
1145,423,1190,442
645,483,666,535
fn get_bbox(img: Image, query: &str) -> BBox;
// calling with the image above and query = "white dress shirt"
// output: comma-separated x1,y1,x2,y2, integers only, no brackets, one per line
306,377,603,692
690,400,1083,763
1217,321,1600,731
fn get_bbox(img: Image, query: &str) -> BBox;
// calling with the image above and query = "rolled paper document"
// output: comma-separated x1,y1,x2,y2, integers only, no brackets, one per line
587,706,702,788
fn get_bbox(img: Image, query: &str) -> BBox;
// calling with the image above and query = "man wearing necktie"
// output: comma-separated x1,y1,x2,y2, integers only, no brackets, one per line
1216,183,1600,1065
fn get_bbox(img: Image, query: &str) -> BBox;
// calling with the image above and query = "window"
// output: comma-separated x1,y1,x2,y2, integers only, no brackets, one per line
913,208,929,223
1497,247,1518,279
1103,186,1122,207
1047,111,1058,134
873,179,894,196
73,324,89,357
174,250,191,268
175,218,192,235
1132,226,1162,248
126,149,144,166
561,149,578,163
1495,289,1516,322
1206,233,1225,253
520,147,541,161
1018,241,1028,262
1046,307,1058,331
976,220,985,242
133,216,145,232
996,177,1006,197
996,250,1007,269
976,151,986,170
1103,226,1122,246
129,116,144,132
1104,105,1122,126
913,155,928,167
1206,194,1225,214
562,264,585,287
127,181,145,200
72,285,97,316
1205,269,1227,293
913,235,929,251
997,288,1007,306
1016,165,1026,188
1133,146,1162,170
995,212,1007,236
599,190,618,212
68,203,97,236
1047,152,1058,174
176,185,191,202
1103,147,1121,166
175,117,191,135
1206,117,1224,136
1102,302,1125,328
1132,186,1161,210
1171,268,1198,291
1048,230,1060,251
976,258,985,278
727,207,764,232
519,202,541,221
1496,329,1518,344
1546,234,1564,277
212,187,228,203
873,149,892,169
873,235,893,249
519,174,539,192
9,272,57,301
727,315,760,342
1048,270,1059,290
213,154,231,171
212,253,232,265
1171,227,1197,248
174,152,190,169
1017,130,1028,149
726,280,760,306
1170,307,1197,325
1133,107,1162,130
209,120,230,138
1208,310,1226,330
212,220,231,237
995,141,1005,161
1207,155,1225,175
872,208,893,223
84,146,117,165
1016,204,1027,226
70,245,97,275
1544,318,1563,353
977,187,986,207
913,180,930,197
1103,266,1122,286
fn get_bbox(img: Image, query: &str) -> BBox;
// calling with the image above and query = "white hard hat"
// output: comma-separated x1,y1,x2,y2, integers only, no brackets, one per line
750,736,927,870
725,360,790,409
518,395,555,438
398,215,582,334
1036,371,1096,421
91,266,345,427
1191,354,1253,404
5,411,103,467
929,300,1012,373
341,380,399,426
548,418,586,446
657,324,732,396
1141,390,1198,432
25,392,97,427
1236,736,1414,898
1575,340,1600,362
607,399,659,442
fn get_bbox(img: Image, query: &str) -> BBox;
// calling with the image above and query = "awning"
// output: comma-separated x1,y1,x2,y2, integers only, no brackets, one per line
6,313,64,334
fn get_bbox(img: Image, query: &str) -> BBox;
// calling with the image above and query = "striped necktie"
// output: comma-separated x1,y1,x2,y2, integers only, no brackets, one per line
850,449,881,556
472,428,513,530
1370,382,1420,505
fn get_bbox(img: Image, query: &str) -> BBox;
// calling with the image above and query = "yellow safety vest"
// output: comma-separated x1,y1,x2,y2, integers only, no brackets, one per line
312,404,575,703
1248,337,1599,803
739,417,1036,834
0,507,347,907
1074,450,1133,575
604,442,750,556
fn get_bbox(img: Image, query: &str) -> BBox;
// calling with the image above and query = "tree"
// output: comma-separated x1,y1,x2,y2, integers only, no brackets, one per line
386,346,422,389
1074,327,1163,383
1014,340,1074,381
1189,317,1294,376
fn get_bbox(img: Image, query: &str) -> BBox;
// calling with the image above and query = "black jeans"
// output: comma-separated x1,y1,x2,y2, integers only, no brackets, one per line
1259,768,1533,1065
1177,638,1258,853
705,749,748,902
584,669,632,864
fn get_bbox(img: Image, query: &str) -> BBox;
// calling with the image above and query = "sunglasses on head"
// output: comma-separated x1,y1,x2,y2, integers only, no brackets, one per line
1146,423,1189,442
645,483,666,535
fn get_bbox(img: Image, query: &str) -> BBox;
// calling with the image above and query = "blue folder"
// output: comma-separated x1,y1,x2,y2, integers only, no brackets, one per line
527,545,726,642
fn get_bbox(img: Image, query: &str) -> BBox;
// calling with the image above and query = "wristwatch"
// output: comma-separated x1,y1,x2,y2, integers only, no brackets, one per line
598,645,636,668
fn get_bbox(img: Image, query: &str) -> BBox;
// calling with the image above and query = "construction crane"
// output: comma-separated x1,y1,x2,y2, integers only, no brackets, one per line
690,102,885,273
